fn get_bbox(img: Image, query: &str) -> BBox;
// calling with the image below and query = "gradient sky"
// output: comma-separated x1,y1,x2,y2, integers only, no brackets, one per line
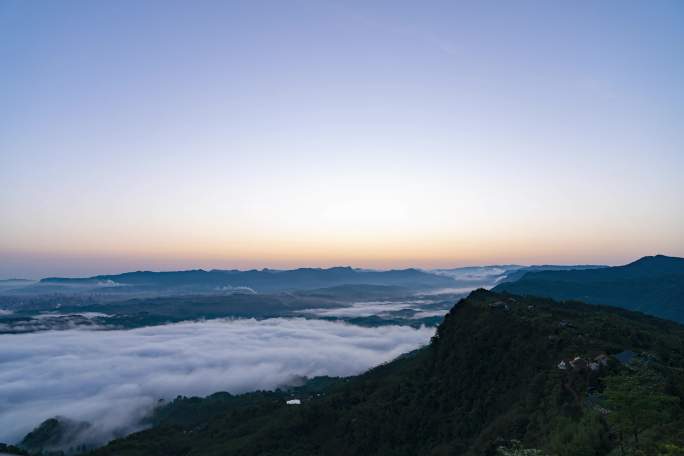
1,0,683,278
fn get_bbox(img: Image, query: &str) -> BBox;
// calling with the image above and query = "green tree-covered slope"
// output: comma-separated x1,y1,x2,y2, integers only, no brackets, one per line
87,290,684,456
493,255,684,323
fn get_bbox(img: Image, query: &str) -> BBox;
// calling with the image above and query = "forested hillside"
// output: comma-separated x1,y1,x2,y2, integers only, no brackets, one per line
493,255,684,323
87,290,684,456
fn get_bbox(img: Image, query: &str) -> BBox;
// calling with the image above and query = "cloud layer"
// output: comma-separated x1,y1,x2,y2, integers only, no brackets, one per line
299,300,429,318
0,318,434,446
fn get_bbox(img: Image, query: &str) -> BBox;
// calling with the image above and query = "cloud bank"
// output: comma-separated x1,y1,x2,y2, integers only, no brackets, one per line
0,318,434,446
431,266,514,286
300,300,429,318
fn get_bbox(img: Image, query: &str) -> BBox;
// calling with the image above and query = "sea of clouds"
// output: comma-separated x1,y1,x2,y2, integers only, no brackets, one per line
299,300,430,318
0,318,434,446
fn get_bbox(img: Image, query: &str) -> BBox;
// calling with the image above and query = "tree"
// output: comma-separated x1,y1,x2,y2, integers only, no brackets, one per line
548,413,611,456
604,366,679,453
659,443,684,456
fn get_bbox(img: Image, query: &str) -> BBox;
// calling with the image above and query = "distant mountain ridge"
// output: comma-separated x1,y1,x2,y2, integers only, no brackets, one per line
38,267,457,293
430,264,605,290
496,264,605,284
494,255,684,323
23,264,607,296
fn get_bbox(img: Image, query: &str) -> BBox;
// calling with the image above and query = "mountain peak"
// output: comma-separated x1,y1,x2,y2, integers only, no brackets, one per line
624,254,684,271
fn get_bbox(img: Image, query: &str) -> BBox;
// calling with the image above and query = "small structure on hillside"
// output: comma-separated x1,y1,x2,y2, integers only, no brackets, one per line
559,354,607,372
286,399,301,405
594,354,609,366
570,356,588,370
488,301,510,311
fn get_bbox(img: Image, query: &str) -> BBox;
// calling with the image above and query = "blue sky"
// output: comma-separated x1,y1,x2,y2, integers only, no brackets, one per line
1,0,683,277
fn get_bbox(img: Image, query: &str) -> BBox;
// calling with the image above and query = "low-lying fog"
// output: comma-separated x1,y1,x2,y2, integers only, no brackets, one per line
300,300,448,318
0,318,434,446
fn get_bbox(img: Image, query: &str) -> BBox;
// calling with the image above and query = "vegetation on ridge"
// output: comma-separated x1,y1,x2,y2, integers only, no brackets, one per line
83,290,684,456
493,255,684,323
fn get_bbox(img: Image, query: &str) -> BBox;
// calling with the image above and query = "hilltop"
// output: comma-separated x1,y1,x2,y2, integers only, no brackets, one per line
493,255,684,323
87,290,684,455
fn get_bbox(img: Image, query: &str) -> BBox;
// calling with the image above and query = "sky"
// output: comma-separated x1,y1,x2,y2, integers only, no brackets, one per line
1,0,683,278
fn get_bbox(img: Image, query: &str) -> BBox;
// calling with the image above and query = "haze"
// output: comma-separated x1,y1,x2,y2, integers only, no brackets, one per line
2,1,683,278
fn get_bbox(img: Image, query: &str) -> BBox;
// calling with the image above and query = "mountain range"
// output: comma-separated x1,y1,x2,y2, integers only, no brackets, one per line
494,255,684,323
36,267,457,294
3,255,684,455
9,264,605,297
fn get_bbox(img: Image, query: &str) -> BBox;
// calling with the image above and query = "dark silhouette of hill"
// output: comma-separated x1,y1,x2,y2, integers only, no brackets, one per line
19,417,92,455
493,255,684,323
